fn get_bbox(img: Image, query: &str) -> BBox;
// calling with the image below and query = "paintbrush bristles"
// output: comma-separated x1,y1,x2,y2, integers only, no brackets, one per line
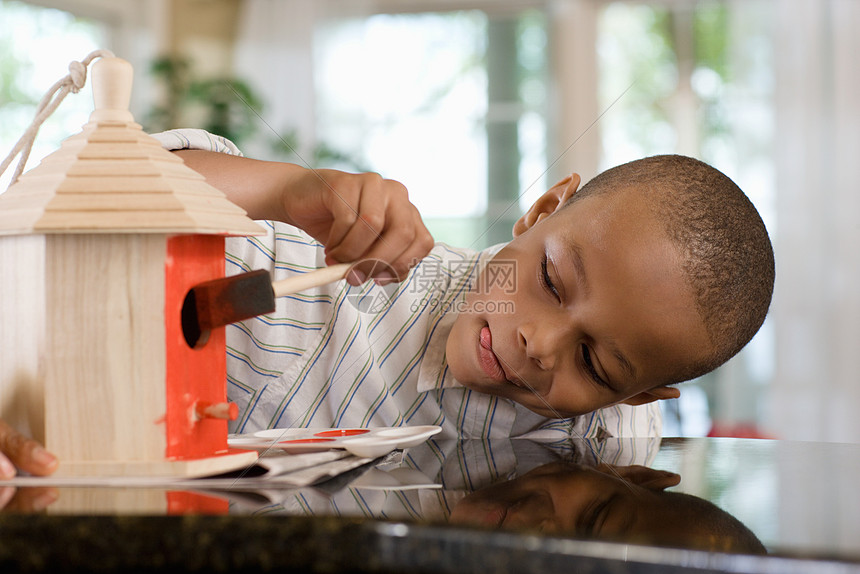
184,264,353,345
188,269,275,337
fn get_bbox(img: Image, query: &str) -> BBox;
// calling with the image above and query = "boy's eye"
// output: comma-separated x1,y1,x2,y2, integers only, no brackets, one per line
581,344,611,389
580,495,613,536
540,254,559,300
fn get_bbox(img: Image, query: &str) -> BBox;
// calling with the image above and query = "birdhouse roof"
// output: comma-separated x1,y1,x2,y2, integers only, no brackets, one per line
0,57,263,236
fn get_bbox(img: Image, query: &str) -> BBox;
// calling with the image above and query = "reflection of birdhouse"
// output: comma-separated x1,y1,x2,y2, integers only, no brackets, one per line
0,57,260,477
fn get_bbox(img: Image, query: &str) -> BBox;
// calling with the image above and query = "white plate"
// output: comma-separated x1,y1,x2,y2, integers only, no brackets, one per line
339,436,403,458
372,425,442,448
229,425,442,457
253,428,308,440
350,467,440,490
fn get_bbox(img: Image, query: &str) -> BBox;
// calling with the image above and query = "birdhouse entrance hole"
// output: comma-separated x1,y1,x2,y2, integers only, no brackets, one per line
181,288,210,349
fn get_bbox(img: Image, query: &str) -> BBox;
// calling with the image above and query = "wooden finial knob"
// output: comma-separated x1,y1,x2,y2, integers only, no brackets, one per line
88,56,135,123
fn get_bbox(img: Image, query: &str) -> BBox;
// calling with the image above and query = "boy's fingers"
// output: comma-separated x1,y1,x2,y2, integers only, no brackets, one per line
323,172,389,254
0,486,15,509
0,453,15,480
328,210,390,264
326,177,400,263
327,189,426,270
3,486,59,512
0,421,24,478
319,171,431,281
0,420,59,477
383,224,435,281
323,183,363,252
349,208,433,282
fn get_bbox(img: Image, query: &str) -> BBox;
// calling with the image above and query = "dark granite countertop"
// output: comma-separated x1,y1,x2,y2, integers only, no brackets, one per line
2,438,860,574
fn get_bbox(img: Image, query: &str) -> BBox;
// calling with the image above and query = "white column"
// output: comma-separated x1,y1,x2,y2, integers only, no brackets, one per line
768,0,860,441
546,0,600,184
233,0,319,161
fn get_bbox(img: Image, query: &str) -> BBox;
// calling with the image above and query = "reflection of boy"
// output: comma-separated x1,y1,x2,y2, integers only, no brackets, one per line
229,437,764,555
240,436,662,523
159,129,774,440
449,458,766,554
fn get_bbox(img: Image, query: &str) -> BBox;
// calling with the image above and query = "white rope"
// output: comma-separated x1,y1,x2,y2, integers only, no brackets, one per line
0,49,115,191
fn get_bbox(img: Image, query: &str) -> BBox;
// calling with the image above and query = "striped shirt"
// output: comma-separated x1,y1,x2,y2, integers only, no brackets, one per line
241,437,662,519
153,129,662,440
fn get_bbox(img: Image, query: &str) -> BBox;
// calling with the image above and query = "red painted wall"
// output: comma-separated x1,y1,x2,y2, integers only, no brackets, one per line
164,235,228,459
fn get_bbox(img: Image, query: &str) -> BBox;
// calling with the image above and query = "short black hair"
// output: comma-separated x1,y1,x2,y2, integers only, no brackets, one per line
565,155,775,382
656,490,767,554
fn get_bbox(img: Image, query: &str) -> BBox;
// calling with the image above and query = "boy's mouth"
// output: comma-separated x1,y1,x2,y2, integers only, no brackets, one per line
478,325,524,388
478,325,507,382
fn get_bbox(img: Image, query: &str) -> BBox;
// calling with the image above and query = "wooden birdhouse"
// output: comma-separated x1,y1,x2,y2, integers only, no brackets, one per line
0,57,261,477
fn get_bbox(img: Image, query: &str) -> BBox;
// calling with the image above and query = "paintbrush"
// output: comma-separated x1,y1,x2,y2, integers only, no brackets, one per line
183,263,352,346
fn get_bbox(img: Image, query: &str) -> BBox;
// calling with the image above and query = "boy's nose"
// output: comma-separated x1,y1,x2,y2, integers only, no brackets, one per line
518,320,568,371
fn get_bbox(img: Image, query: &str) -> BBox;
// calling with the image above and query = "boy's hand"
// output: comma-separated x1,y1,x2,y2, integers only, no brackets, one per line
281,168,434,284
173,151,434,286
0,485,59,512
0,420,58,479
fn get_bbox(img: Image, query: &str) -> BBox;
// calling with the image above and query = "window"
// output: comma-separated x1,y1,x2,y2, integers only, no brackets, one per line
309,2,776,435
0,0,106,191
314,9,548,249
597,0,775,436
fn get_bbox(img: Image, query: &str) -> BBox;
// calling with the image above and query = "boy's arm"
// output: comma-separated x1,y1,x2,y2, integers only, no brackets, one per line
176,150,434,283
0,143,434,476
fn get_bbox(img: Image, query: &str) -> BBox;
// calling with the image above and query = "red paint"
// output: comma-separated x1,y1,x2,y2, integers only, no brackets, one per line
167,490,229,515
707,422,774,439
279,438,336,444
314,429,370,437
164,235,228,459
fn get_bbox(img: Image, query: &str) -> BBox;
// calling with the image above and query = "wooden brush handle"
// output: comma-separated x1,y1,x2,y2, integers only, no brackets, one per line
271,263,353,297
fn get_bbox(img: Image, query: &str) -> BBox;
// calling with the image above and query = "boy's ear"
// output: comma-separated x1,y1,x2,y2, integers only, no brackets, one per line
597,464,681,491
513,173,581,238
619,386,680,407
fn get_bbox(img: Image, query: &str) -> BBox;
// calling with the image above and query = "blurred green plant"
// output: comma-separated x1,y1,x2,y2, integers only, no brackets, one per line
145,55,367,171
269,133,372,173
145,55,262,147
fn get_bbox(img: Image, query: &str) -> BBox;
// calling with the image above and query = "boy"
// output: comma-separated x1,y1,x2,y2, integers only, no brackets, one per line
226,436,763,554
448,456,765,554
0,129,774,476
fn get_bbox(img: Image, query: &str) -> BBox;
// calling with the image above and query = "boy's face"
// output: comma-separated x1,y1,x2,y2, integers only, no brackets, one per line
445,175,712,418
448,462,681,538
448,462,756,553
